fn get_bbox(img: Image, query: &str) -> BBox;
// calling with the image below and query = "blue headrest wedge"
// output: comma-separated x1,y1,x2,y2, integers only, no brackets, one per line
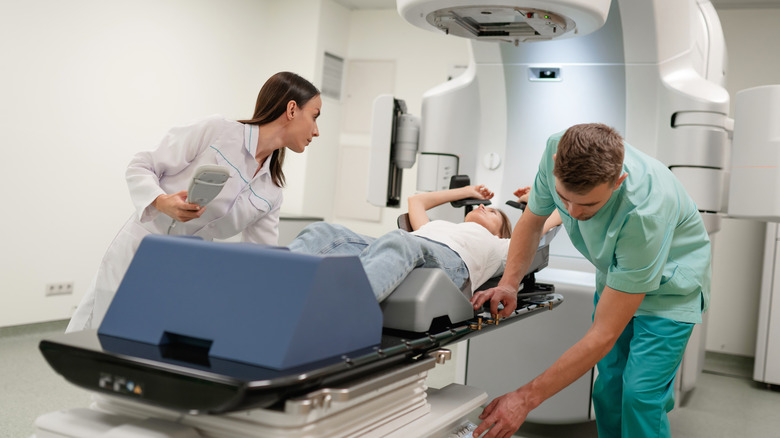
98,234,383,370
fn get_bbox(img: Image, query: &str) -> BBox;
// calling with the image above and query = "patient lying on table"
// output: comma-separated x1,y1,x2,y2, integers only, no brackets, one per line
288,185,561,302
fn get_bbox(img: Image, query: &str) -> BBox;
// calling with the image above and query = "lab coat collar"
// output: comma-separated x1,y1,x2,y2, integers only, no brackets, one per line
244,123,272,177
244,123,259,157
256,149,272,176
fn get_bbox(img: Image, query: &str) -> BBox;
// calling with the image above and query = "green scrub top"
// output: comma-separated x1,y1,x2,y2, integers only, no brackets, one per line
528,131,711,324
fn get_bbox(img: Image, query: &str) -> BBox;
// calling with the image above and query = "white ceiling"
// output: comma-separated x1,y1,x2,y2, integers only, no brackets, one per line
331,0,396,10
332,0,780,10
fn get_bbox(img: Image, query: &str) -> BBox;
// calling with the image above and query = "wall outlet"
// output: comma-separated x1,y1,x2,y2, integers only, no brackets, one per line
45,282,74,296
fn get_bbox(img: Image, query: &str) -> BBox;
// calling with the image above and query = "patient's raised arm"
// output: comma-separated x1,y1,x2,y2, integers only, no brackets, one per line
407,185,494,231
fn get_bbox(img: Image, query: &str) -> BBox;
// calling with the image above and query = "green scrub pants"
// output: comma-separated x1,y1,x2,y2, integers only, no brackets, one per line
591,294,694,438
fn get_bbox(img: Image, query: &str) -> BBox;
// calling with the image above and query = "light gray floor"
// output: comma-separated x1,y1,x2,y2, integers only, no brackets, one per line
1,321,92,438
3,321,780,438
507,353,780,438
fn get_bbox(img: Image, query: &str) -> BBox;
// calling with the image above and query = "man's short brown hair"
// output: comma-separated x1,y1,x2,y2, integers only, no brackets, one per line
553,123,624,193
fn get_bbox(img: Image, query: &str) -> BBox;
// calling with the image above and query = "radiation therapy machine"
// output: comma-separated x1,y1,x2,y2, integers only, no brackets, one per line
368,0,780,425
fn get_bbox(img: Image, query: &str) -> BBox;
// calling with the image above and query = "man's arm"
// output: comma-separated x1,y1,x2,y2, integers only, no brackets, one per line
470,208,548,317
472,287,645,438
407,185,493,231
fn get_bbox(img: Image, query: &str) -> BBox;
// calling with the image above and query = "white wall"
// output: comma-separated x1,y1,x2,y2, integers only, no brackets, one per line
0,0,324,327
269,0,330,216
299,0,352,219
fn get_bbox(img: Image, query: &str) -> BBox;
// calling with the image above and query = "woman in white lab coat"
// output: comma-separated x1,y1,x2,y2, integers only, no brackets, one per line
67,72,322,332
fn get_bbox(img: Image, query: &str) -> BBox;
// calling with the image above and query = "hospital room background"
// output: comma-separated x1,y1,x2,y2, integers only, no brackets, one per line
1,0,780,434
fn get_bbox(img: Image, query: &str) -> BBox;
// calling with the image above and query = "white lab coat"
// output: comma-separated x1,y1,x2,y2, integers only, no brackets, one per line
67,115,282,332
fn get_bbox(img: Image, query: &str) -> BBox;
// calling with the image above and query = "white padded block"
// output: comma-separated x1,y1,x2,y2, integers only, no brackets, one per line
728,85,780,221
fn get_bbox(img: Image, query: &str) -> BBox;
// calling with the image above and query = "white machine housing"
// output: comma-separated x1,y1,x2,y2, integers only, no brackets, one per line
730,85,780,387
756,221,780,387
728,85,780,222
399,0,611,43
393,0,770,423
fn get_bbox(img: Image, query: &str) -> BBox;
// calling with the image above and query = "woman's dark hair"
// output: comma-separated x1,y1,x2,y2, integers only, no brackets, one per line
239,72,320,187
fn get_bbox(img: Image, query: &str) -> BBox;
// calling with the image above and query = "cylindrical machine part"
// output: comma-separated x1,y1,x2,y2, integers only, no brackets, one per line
394,114,420,169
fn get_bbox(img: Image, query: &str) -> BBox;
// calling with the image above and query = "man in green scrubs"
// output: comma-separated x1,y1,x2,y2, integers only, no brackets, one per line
470,123,711,438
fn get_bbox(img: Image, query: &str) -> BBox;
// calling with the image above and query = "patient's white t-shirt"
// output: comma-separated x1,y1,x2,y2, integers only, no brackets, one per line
412,220,510,293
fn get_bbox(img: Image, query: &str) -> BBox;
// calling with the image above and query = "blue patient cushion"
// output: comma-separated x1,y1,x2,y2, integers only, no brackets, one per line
98,234,383,370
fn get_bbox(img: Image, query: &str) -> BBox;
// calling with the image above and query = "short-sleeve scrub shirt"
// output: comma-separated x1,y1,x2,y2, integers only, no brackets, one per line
528,131,711,324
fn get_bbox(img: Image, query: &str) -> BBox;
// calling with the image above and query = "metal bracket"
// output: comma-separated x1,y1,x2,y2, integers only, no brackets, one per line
428,349,452,365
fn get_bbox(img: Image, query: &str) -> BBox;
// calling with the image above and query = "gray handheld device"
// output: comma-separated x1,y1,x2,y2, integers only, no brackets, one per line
167,164,230,234
186,164,230,206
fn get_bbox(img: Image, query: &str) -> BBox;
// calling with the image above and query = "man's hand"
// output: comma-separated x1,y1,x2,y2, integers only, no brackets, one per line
470,283,518,318
153,191,205,222
472,389,533,438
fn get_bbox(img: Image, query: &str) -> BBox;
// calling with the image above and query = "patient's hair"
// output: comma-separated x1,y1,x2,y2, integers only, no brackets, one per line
553,123,624,193
497,209,512,239
239,72,320,188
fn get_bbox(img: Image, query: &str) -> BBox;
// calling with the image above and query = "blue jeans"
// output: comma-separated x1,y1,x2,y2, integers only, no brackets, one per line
288,222,469,302
592,293,694,437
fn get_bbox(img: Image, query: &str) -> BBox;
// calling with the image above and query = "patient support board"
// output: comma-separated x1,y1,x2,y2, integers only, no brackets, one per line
38,234,562,437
